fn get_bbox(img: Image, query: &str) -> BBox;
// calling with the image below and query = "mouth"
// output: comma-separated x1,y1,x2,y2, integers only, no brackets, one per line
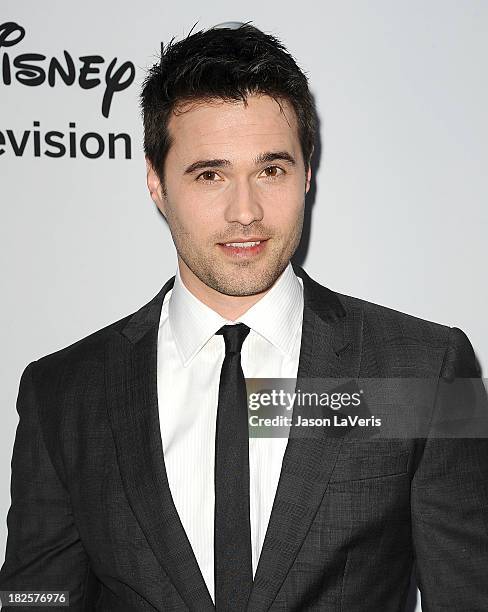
217,238,269,258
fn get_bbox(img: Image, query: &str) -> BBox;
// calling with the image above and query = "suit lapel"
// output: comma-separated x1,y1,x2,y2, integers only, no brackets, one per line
245,263,364,611
105,275,215,611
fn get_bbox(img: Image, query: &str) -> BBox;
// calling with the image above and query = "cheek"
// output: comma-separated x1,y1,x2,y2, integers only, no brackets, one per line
263,191,303,226
173,200,218,240
165,189,206,228
183,181,224,215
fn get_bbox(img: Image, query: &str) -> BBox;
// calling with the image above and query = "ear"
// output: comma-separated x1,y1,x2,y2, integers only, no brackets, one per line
305,164,312,194
146,157,166,216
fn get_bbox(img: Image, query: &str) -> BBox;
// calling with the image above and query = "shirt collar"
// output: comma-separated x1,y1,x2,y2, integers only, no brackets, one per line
168,262,303,366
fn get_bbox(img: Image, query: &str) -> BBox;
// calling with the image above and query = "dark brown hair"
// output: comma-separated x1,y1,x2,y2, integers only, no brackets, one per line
140,22,317,189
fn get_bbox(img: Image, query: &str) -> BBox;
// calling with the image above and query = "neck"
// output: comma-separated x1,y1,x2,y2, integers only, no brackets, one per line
178,258,272,321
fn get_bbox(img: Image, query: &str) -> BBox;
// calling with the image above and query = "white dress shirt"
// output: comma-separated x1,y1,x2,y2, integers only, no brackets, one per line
157,262,304,603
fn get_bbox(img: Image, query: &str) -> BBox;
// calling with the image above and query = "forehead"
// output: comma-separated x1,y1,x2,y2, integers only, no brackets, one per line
167,94,300,156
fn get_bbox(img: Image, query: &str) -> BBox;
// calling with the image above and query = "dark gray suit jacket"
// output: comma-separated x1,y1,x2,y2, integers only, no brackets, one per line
1,263,487,611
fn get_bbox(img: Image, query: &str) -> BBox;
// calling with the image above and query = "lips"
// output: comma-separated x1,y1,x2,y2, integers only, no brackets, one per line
224,240,262,248
217,238,268,257
218,237,268,245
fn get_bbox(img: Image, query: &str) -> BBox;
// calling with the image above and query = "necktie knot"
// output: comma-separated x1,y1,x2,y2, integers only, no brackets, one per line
216,323,250,356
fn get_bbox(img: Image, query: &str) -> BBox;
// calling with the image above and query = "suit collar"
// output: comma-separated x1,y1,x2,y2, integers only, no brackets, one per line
120,273,175,344
292,261,346,323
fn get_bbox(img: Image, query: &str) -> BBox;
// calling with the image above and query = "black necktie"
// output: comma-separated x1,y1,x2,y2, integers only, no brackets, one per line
214,323,253,611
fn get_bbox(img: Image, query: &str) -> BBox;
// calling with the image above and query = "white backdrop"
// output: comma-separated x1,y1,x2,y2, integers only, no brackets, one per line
1,2,487,610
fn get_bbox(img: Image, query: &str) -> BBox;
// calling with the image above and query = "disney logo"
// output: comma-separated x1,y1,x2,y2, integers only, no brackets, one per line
0,21,135,118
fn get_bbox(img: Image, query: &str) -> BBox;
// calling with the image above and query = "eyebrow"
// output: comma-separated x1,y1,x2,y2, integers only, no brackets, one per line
183,151,296,175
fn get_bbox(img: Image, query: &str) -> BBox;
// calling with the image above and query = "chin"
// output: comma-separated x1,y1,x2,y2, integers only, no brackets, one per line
216,285,269,297
208,266,284,297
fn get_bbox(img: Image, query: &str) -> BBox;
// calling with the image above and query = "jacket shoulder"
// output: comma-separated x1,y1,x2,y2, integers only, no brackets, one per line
336,291,451,348
29,275,175,376
29,310,134,376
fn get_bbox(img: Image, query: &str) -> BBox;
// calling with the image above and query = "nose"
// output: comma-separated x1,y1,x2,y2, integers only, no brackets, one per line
223,179,264,226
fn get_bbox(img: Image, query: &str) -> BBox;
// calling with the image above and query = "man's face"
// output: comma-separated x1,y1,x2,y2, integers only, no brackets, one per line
147,93,311,297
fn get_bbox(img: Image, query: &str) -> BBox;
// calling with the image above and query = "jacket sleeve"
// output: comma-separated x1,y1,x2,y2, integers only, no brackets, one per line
411,327,488,611
0,361,98,611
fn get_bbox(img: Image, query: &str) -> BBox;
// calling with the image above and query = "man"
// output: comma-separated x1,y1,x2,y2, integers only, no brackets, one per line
1,22,487,612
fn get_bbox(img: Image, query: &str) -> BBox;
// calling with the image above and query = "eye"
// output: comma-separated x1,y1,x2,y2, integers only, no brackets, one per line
261,165,285,179
196,170,221,183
